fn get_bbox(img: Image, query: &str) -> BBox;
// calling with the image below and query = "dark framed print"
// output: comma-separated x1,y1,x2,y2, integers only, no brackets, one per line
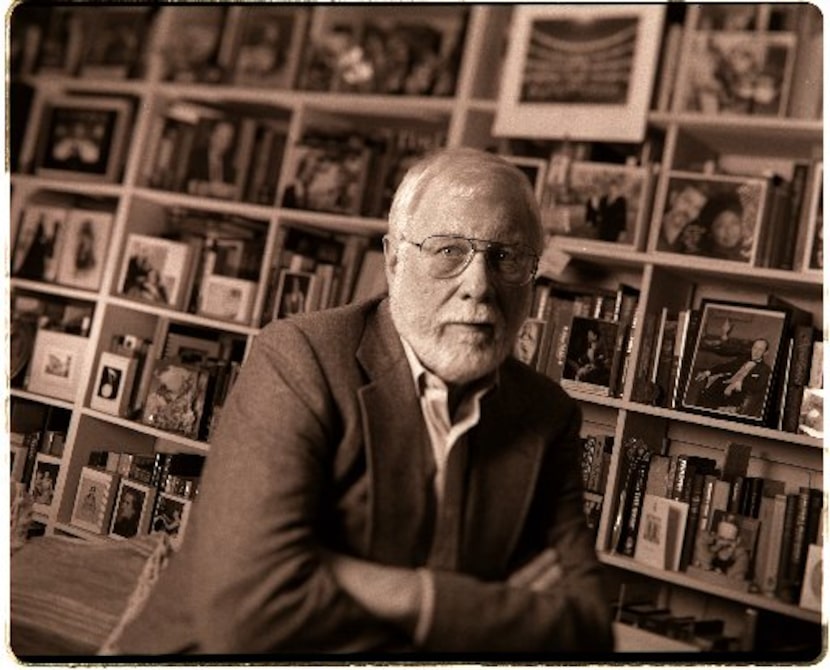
560,316,620,396
27,329,89,402
11,204,68,282
680,302,788,424
494,5,665,142
653,171,768,264
29,453,62,515
55,208,113,291
35,95,132,182
151,492,193,540
803,162,823,274
503,156,548,203
274,269,315,319
109,479,156,539
675,31,797,117
70,466,120,534
541,161,652,250
90,351,138,417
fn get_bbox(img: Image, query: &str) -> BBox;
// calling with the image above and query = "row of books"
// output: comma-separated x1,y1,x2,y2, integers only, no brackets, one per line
611,440,823,610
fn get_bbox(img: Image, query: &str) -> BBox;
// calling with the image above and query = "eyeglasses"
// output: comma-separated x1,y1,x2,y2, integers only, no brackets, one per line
398,234,539,286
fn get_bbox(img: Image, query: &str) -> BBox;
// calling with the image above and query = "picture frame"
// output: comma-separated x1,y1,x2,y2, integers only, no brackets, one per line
70,466,120,534
29,453,62,515
78,7,153,79
688,510,760,587
560,316,621,396
503,156,548,203
55,208,113,290
90,351,138,417
118,233,195,310
35,94,132,182
10,444,28,483
802,162,823,274
141,358,210,440
184,116,246,201
274,269,315,319
494,5,665,142
12,204,68,282
540,161,653,250
27,329,89,402
675,31,797,117
652,171,768,264
513,317,546,370
109,478,156,539
197,274,257,323
680,301,788,424
151,491,193,539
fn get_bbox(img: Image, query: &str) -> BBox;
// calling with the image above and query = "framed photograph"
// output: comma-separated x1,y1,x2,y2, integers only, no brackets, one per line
35,95,132,182
141,359,210,440
90,351,138,417
503,156,548,202
802,162,823,273
197,275,257,323
70,466,120,534
109,479,156,539
11,204,68,282
494,5,665,142
10,444,28,483
680,301,788,424
118,233,195,310
653,171,768,264
514,317,546,370
163,331,222,362
27,329,89,402
184,116,246,201
78,7,152,79
274,269,315,319
55,208,113,290
228,5,307,88
675,31,797,116
29,453,62,515
561,316,621,396
541,161,652,249
151,492,193,539
689,510,760,586
799,543,822,611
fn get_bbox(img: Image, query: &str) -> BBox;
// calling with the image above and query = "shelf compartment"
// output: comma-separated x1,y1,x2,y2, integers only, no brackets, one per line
82,409,211,455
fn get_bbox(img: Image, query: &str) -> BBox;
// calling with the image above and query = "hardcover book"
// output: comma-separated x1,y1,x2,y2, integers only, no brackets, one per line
634,493,689,571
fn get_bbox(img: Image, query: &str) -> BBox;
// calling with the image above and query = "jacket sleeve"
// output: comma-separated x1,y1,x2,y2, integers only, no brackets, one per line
420,400,614,653
188,322,398,653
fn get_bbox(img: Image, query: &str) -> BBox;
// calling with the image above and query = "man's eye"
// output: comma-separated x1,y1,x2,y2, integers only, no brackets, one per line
491,247,516,262
436,244,466,257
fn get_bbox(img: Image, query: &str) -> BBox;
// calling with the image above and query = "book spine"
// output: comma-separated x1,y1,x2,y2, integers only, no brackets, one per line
679,471,706,571
618,456,652,557
727,475,745,515
775,493,802,603
781,325,817,432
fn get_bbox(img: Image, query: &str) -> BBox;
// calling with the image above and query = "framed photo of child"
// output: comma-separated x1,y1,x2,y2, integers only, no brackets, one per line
651,171,768,265
109,479,156,539
70,466,120,534
29,453,62,515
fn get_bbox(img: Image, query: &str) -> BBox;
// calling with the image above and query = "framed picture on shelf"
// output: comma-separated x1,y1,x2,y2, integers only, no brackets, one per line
34,95,132,182
141,358,210,440
802,162,823,274
680,301,788,424
184,117,245,201
494,5,665,142
197,275,257,323
513,317,546,369
503,156,548,203
688,510,760,588
29,453,62,515
78,7,152,79
55,208,113,291
11,204,68,282
274,269,315,319
117,233,195,310
70,466,120,534
675,31,797,116
151,492,193,539
90,351,138,417
109,479,156,539
560,316,621,396
26,329,88,402
652,171,768,264
540,161,652,249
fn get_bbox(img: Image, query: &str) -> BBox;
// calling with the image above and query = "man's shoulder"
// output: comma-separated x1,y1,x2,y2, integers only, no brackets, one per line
502,358,578,408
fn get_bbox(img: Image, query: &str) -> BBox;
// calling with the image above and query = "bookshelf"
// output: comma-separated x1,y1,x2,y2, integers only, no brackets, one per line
8,4,823,655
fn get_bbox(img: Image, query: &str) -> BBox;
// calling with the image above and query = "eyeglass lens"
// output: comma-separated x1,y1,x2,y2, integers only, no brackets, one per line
419,236,535,284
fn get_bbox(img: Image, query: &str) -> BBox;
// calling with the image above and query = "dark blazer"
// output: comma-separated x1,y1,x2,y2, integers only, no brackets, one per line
115,296,612,656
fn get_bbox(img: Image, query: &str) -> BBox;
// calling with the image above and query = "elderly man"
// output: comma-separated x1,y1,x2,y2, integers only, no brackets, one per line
113,148,613,656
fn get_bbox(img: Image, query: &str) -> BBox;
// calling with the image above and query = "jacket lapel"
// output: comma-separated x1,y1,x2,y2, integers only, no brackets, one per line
357,301,434,566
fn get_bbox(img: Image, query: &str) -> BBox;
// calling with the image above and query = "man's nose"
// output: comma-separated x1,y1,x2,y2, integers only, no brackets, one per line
458,250,493,299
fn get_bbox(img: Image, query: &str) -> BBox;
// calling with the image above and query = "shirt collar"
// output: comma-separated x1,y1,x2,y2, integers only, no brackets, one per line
399,336,499,399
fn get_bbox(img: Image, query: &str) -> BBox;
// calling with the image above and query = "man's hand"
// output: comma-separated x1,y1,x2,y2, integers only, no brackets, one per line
507,548,563,593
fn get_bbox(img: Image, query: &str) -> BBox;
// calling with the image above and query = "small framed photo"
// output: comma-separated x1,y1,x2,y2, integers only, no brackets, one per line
560,316,621,396
281,144,370,215
541,161,653,250
55,208,113,291
118,233,195,310
11,204,68,282
151,492,193,539
78,7,153,79
35,95,132,182
274,269,315,319
503,156,548,203
675,31,797,116
514,317,546,370
29,453,62,514
653,171,768,264
494,5,665,142
680,301,788,424
197,275,257,323
10,444,28,482
70,466,120,534
27,329,89,402
802,162,823,274
90,351,138,417
184,117,245,201
141,359,210,440
109,479,157,539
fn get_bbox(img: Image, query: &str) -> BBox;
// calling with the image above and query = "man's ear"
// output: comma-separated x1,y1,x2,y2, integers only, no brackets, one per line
382,235,398,281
